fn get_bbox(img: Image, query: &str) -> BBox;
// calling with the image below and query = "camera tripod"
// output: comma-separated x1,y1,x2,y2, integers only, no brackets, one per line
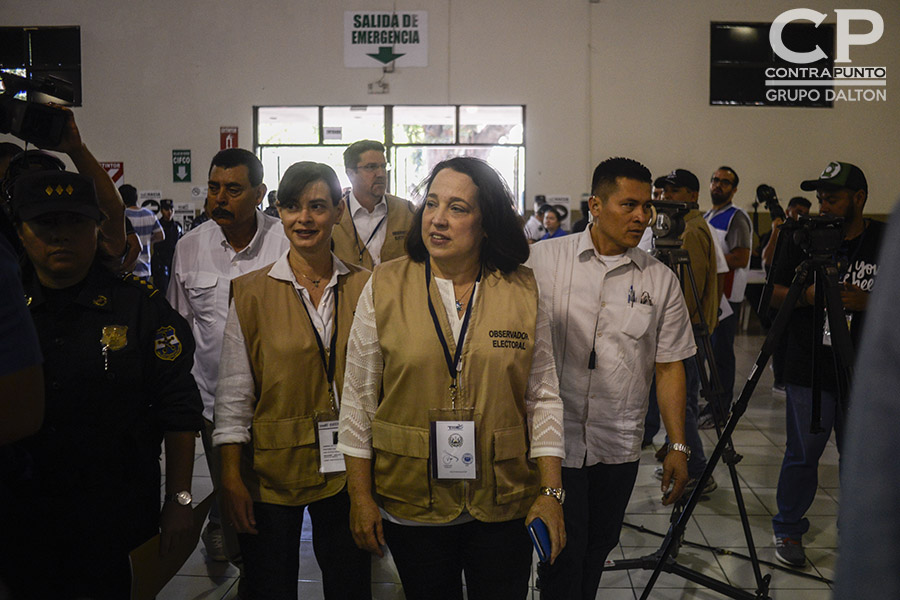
604,243,773,600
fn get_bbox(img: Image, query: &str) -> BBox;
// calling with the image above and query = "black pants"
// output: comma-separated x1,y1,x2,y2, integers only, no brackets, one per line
237,490,371,600
709,303,740,415
383,517,533,600
538,461,640,600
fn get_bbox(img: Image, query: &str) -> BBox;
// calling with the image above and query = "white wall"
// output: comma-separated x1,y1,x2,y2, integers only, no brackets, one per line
4,0,898,214
590,0,900,215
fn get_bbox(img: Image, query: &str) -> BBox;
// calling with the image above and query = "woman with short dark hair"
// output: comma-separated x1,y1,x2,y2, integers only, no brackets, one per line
338,156,566,600
214,162,372,600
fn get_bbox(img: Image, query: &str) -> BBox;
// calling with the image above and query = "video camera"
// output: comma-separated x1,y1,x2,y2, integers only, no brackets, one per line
650,200,695,248
780,214,844,259
0,71,70,147
753,184,787,223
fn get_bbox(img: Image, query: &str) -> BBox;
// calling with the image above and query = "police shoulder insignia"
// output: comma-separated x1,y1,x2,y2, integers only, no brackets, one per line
154,326,182,361
124,274,159,298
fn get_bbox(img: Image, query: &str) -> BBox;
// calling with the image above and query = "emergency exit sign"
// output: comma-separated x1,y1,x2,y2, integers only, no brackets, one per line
173,150,191,182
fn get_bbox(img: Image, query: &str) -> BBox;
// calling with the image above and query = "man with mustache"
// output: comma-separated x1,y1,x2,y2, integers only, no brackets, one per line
332,140,415,269
167,148,288,566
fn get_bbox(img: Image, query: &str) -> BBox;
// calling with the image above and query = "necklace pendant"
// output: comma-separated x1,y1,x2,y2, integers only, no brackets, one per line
456,299,463,312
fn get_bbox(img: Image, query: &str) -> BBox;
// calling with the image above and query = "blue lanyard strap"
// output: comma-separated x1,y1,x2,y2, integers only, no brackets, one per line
424,260,480,386
296,284,339,400
350,212,387,262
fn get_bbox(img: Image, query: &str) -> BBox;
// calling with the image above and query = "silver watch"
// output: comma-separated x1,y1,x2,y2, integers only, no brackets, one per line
165,490,193,506
539,486,566,505
668,443,691,460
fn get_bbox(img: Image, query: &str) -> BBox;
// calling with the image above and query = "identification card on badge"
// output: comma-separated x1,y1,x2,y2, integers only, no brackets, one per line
430,420,476,480
822,308,852,347
317,420,345,473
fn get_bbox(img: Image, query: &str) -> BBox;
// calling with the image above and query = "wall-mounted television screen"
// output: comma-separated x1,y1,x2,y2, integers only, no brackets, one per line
710,22,834,108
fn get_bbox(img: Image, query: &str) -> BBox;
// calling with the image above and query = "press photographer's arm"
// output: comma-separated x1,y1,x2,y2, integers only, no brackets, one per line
42,107,126,260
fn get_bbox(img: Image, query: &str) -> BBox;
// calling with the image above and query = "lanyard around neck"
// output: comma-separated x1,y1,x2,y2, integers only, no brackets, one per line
350,208,387,263
424,260,480,407
295,284,340,413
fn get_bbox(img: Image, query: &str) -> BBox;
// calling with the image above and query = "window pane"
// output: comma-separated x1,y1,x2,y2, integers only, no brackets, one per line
393,106,455,144
322,106,385,145
258,107,319,144
391,145,524,209
459,105,523,144
259,146,350,196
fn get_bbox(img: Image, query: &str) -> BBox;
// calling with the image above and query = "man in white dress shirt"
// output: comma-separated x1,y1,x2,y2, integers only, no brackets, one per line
529,157,696,599
167,148,288,564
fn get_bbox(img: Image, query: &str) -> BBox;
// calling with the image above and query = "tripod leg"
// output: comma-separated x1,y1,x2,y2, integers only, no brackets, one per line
638,262,812,600
820,263,855,414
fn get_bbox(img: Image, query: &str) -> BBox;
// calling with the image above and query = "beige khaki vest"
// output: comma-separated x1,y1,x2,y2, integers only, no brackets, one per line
231,260,370,506
332,194,416,270
371,258,540,523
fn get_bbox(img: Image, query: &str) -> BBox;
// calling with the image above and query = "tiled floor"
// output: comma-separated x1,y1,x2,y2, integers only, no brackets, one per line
159,333,839,599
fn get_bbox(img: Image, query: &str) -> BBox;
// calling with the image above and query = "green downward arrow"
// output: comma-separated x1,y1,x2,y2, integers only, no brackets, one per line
367,46,405,64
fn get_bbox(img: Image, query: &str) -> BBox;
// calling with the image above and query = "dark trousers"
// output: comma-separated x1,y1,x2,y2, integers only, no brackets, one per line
709,302,740,416
538,461,640,600
772,384,844,539
383,518,532,600
238,491,371,600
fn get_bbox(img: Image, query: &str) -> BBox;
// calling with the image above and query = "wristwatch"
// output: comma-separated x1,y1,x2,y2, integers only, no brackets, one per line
668,443,691,460
165,490,193,506
539,486,566,506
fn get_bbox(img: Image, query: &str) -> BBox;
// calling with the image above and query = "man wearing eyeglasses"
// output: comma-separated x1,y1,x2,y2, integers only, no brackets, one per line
702,166,751,428
167,148,288,568
333,140,415,270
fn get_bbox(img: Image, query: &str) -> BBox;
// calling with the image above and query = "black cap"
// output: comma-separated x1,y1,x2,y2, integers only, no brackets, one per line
663,169,700,192
160,198,174,210
12,170,103,222
800,161,868,192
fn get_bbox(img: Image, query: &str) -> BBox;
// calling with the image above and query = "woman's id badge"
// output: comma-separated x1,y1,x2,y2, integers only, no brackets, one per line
430,420,476,480
317,420,346,474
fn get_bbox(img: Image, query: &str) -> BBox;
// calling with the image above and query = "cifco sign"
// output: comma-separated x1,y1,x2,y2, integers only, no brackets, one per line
765,8,886,104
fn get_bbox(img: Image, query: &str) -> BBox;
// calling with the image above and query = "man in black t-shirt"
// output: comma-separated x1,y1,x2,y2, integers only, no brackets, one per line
769,161,885,568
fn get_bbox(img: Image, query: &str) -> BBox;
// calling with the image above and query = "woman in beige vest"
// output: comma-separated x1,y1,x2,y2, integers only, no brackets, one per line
338,156,566,600
213,162,372,600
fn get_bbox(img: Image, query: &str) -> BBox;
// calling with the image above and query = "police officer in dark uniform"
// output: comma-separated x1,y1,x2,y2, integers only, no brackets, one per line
151,198,182,294
0,170,203,600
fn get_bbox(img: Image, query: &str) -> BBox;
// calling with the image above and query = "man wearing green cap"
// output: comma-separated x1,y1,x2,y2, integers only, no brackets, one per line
768,161,885,568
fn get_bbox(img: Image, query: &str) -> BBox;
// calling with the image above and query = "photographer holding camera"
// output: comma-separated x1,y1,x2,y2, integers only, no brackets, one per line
761,196,811,270
1,107,127,265
769,161,885,568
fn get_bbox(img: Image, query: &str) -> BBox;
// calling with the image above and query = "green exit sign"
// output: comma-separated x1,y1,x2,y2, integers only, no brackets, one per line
173,149,191,182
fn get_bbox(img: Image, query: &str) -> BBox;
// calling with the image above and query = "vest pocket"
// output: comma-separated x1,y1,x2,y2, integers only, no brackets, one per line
251,416,325,489
372,420,432,509
492,426,539,505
